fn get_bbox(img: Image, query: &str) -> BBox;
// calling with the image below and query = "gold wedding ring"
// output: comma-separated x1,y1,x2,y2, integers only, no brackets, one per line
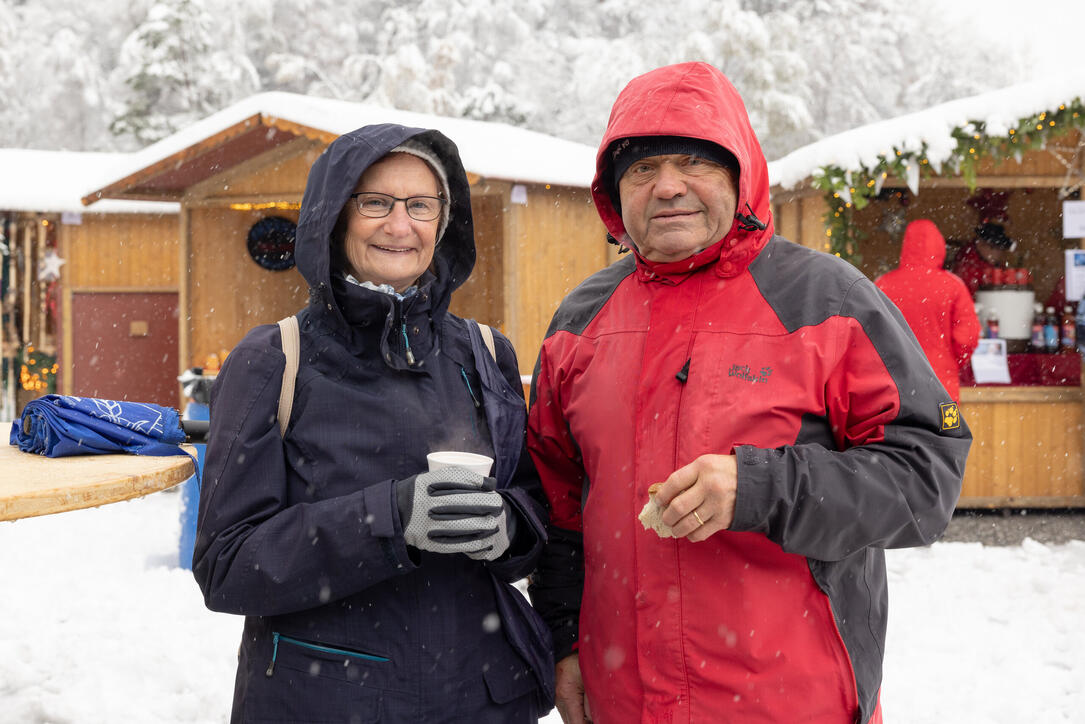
693,511,705,527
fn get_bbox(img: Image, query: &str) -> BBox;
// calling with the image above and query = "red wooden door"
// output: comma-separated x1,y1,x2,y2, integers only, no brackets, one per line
71,292,179,407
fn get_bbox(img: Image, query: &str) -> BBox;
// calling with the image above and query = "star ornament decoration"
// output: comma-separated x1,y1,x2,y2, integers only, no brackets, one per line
38,249,66,282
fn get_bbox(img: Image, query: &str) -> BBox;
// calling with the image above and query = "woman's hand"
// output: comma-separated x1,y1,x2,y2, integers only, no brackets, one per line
396,468,510,559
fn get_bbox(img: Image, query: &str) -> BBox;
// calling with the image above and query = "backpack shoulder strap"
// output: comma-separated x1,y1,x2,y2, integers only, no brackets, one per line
475,321,497,362
276,316,300,437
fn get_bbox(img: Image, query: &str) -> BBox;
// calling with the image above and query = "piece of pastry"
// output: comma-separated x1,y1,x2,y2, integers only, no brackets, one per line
638,483,675,538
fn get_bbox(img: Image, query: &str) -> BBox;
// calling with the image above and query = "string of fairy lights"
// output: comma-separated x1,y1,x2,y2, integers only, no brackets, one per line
813,97,1085,265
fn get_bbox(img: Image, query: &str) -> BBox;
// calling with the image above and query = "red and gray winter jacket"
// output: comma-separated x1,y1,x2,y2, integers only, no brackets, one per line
527,62,970,724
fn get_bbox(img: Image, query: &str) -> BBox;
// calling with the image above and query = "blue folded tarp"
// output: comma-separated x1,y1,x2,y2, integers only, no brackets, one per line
10,395,187,458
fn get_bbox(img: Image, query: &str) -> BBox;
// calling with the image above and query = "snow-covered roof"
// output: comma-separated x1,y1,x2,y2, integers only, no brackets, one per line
0,149,178,214
90,92,598,199
768,69,1085,191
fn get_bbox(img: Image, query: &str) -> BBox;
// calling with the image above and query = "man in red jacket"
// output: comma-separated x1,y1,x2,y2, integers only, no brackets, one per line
527,62,971,724
950,221,1017,295
876,219,981,402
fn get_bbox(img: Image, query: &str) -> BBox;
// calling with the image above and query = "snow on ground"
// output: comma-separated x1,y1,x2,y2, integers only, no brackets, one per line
1,490,1082,724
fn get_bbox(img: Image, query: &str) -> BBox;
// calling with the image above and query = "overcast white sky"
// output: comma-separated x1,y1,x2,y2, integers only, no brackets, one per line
933,0,1085,78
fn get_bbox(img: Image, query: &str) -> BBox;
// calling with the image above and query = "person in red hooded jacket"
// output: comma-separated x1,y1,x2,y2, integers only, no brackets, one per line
527,62,971,724
876,219,981,402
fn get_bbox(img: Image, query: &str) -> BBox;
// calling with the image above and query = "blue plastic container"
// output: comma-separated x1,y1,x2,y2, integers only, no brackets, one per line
177,400,209,570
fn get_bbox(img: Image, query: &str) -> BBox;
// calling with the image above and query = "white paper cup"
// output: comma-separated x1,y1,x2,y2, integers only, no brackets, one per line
426,451,494,476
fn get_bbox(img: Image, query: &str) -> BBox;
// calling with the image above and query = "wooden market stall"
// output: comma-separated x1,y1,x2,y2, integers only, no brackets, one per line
769,76,1085,507
1,150,179,417
82,93,612,403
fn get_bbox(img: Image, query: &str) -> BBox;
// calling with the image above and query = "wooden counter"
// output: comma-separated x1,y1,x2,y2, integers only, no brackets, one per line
957,386,1085,508
0,443,195,522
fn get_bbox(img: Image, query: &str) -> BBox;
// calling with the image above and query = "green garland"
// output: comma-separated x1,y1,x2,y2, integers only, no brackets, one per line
813,97,1085,265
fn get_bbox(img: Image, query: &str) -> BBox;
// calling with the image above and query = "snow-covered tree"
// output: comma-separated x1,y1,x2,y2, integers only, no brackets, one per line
109,0,259,144
0,0,1065,159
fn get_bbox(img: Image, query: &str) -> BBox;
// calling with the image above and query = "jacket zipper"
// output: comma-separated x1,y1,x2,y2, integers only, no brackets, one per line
460,366,481,435
400,322,416,366
265,632,390,677
460,367,481,408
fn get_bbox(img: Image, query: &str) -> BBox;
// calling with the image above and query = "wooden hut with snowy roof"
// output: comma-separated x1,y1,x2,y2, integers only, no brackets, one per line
0,149,179,416
82,92,610,389
767,72,1085,507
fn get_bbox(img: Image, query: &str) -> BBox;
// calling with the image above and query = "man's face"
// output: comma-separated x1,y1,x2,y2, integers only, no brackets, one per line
618,153,738,263
976,240,1012,267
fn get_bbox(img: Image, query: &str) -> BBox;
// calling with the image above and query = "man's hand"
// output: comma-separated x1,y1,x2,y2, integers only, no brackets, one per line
554,653,592,723
656,454,737,542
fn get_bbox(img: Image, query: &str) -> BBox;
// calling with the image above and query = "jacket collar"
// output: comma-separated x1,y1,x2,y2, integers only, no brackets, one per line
631,226,768,284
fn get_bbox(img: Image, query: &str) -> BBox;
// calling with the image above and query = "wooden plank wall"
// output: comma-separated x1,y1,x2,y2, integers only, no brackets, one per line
958,388,1085,507
770,193,831,252
185,142,318,368
61,213,178,289
449,193,505,330
503,183,609,375
187,206,307,368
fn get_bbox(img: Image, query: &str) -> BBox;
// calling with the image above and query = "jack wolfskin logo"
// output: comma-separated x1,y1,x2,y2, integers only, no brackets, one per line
728,364,772,384
940,402,960,430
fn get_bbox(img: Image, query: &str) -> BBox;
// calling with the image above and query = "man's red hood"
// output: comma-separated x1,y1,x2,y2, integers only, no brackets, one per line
898,219,947,270
591,62,774,278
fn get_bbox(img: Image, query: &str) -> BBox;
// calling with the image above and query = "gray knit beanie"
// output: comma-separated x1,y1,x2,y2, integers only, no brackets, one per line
606,135,738,212
389,139,452,241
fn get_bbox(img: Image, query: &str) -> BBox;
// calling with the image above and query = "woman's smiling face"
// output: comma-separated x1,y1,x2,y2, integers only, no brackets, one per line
342,153,440,292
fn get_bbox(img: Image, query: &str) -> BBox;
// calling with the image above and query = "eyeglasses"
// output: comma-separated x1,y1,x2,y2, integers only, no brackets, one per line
349,192,446,222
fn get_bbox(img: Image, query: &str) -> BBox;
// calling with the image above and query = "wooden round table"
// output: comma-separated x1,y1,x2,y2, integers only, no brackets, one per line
0,442,196,522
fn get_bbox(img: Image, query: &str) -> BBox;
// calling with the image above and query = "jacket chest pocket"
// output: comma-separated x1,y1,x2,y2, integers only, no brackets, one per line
678,334,826,454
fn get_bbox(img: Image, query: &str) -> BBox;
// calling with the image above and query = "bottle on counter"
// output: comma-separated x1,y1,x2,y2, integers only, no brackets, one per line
1043,306,1060,353
1061,305,1077,352
985,308,1000,339
1030,303,1046,353
1077,296,1085,356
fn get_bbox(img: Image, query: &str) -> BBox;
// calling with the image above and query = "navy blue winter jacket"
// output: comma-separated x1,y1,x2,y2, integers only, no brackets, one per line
192,124,554,722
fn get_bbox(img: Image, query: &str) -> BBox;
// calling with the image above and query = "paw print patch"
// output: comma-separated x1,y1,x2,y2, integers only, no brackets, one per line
940,402,960,431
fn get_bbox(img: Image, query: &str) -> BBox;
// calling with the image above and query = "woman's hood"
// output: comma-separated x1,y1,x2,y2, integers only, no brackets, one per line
294,124,475,321
899,219,947,270
591,62,775,277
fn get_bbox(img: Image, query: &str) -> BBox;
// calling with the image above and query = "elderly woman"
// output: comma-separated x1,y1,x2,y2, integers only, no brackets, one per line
193,124,553,722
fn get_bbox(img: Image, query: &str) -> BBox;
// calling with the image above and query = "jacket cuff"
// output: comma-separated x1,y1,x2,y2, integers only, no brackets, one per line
551,622,580,662
362,480,417,569
486,490,544,578
732,445,776,531
362,481,398,537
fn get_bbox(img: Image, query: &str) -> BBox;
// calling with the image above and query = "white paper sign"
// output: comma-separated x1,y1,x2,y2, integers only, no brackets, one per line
60,211,83,225
1064,200,1085,238
1065,249,1085,303
971,338,1011,384
510,184,528,205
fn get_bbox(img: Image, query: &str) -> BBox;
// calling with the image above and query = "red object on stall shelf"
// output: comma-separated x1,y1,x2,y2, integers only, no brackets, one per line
960,352,1081,387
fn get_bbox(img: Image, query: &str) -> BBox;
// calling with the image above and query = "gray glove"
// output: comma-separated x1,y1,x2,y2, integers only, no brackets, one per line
396,466,510,561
